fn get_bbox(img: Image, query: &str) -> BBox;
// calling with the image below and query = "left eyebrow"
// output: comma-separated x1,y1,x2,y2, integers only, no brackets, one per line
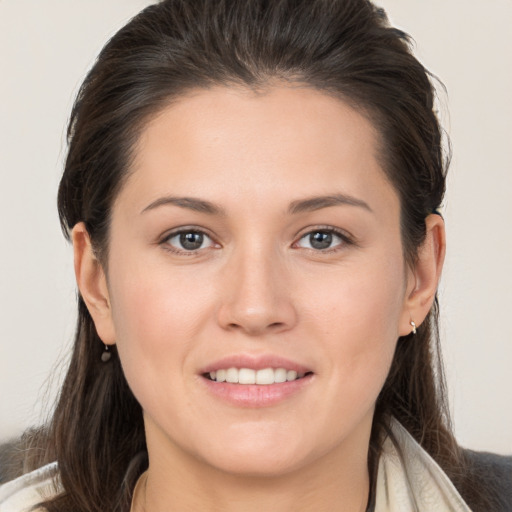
140,196,225,216
288,194,373,215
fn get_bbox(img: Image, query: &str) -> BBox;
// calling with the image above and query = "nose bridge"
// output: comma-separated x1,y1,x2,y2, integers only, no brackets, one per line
218,236,296,334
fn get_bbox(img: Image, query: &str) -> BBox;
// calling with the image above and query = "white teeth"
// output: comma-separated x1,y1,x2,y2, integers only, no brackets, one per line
286,370,297,381
226,367,238,383
238,368,256,384
208,367,307,384
256,368,274,385
274,368,287,383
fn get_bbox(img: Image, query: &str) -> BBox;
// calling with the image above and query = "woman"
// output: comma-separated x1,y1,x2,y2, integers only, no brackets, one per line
0,0,510,510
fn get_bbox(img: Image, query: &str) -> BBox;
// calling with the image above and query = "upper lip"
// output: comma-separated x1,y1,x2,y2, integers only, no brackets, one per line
199,354,312,375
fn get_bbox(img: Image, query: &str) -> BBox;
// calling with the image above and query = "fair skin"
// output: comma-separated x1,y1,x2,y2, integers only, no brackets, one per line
73,85,445,512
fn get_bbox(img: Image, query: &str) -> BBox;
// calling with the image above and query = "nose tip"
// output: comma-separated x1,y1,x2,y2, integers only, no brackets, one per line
219,301,296,336
221,306,292,336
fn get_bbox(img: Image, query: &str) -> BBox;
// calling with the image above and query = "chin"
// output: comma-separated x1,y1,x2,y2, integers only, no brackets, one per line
194,429,313,477
203,449,308,478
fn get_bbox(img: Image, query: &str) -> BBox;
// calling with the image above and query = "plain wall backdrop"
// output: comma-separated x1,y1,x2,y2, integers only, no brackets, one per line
0,0,511,454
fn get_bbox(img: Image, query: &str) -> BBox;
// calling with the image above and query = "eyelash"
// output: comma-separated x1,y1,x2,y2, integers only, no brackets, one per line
160,228,218,255
159,226,355,255
293,226,354,253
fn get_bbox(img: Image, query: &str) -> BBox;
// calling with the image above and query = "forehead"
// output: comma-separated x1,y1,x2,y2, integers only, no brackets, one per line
120,85,398,217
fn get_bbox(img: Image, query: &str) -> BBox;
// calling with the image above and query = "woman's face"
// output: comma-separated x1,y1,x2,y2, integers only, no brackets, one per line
95,86,416,476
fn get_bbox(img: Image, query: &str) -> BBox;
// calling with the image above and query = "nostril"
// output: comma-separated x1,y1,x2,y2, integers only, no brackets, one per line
217,300,297,335
226,321,284,332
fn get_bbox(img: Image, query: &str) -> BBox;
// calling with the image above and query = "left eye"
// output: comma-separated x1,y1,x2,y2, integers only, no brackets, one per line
296,230,344,250
164,231,215,251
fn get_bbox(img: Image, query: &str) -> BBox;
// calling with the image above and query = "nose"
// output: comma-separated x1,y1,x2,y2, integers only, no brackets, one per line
216,245,298,336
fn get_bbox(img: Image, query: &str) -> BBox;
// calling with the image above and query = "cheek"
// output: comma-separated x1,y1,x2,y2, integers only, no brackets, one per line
108,255,210,343
105,258,214,395
304,251,405,340
302,249,406,396
105,271,209,427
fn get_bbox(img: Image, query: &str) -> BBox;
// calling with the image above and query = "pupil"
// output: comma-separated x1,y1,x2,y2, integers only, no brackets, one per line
180,232,203,250
310,231,332,249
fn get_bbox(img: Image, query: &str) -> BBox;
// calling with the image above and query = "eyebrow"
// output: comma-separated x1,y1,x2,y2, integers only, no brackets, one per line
288,194,373,214
141,196,225,215
141,193,372,216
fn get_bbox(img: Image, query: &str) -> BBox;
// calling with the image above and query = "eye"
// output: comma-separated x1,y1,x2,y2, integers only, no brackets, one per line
295,229,346,251
163,230,216,252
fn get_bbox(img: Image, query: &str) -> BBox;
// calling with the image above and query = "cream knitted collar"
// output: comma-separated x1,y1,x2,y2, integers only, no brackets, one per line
375,419,472,511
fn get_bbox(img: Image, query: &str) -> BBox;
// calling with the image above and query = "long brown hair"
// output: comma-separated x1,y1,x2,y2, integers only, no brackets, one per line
26,0,489,510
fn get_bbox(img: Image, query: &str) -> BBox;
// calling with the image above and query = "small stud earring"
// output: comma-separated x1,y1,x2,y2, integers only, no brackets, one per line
101,344,112,362
410,321,417,335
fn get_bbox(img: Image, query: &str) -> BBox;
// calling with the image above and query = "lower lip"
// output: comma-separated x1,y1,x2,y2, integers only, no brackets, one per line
200,374,314,408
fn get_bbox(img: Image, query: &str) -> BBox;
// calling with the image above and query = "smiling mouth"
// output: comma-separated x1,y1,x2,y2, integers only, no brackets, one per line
203,367,313,385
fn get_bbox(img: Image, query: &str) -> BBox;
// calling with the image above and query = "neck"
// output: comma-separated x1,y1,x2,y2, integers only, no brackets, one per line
134,462,370,512
133,421,372,512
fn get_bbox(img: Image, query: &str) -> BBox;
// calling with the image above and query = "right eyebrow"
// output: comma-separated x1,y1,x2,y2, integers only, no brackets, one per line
288,193,373,215
140,196,226,216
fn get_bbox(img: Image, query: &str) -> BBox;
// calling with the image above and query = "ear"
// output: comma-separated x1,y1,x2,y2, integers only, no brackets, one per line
399,214,446,336
72,222,116,345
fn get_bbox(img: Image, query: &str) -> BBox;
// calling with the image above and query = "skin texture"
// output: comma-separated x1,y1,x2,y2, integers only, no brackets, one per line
73,85,445,512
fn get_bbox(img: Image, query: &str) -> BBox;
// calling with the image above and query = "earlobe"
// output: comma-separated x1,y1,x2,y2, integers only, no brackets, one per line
72,223,116,345
399,214,446,336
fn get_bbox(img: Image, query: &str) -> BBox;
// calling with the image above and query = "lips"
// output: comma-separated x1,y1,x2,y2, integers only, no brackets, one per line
199,355,314,407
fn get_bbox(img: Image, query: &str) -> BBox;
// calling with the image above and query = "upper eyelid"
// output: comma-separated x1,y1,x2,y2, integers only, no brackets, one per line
294,225,354,242
160,226,216,242
295,230,346,248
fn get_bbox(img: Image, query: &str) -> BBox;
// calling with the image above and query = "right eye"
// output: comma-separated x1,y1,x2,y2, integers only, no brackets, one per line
162,230,216,253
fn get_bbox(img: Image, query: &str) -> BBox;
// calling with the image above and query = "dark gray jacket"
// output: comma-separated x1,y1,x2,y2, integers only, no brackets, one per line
462,449,512,511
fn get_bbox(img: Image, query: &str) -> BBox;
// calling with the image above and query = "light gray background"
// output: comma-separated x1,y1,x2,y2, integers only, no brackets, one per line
1,1,511,453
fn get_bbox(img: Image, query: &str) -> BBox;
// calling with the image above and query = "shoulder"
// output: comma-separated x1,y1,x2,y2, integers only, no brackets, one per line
0,463,59,512
462,448,512,512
